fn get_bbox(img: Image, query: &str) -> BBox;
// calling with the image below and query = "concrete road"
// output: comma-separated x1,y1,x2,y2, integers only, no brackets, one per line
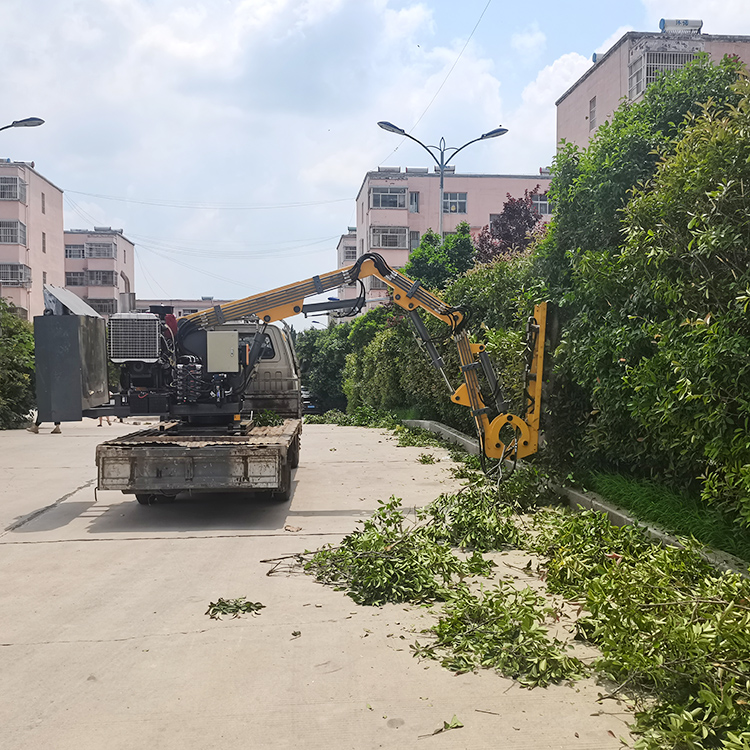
1,421,633,749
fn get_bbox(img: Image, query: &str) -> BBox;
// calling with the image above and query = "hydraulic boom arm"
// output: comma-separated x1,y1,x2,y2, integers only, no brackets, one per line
181,253,546,463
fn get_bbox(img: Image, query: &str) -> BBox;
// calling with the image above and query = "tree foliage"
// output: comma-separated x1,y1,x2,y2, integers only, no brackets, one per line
0,300,35,429
474,189,543,263
403,221,474,290
295,322,351,412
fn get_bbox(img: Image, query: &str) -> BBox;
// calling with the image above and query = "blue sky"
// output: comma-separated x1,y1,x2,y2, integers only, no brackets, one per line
2,0,749,316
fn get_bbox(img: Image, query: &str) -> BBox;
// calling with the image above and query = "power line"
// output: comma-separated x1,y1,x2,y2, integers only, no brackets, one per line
379,0,494,164
65,189,353,210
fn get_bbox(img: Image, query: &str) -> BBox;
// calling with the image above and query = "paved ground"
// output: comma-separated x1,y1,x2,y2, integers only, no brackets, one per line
1,420,634,749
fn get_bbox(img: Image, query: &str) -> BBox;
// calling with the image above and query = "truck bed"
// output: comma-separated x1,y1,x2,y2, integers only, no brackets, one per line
96,418,301,497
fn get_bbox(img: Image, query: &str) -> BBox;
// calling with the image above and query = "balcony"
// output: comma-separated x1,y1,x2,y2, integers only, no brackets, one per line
0,262,32,287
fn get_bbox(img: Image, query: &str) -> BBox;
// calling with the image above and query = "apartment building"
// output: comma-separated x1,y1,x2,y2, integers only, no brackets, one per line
64,227,135,317
336,167,551,312
556,19,750,148
0,161,65,319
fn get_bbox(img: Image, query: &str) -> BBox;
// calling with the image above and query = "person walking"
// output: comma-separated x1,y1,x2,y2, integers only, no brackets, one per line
27,419,61,434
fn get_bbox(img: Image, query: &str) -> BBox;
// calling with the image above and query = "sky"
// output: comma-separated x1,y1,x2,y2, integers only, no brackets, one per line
3,0,750,324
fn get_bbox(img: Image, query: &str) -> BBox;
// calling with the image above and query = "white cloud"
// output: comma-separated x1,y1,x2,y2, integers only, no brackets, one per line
595,25,634,55
498,52,591,172
511,23,546,59
1,0,603,303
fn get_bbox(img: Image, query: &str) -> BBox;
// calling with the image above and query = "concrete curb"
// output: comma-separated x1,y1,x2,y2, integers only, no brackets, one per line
402,419,749,578
403,419,480,454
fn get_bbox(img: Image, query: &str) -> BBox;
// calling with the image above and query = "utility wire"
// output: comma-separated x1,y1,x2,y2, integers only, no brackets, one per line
65,189,353,210
379,0,494,164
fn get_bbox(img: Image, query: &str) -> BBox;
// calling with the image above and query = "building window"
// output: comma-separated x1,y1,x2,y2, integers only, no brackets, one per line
443,192,467,214
87,299,118,315
589,96,597,130
87,270,117,286
85,242,116,259
409,191,420,213
180,308,198,315
370,277,388,290
409,231,420,251
41,192,46,214
0,220,26,245
628,51,698,100
42,271,47,285
343,246,357,261
0,176,26,203
124,248,127,263
0,263,32,287
628,56,645,99
65,244,85,258
531,192,553,215
42,232,46,253
371,226,408,249
359,239,364,255
370,187,406,209
66,271,86,286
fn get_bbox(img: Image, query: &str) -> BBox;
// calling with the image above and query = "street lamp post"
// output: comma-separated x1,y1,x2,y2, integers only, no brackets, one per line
377,121,508,237
0,117,45,133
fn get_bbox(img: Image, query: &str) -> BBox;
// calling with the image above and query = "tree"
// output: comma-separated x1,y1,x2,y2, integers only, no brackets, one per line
403,221,475,290
474,189,543,263
295,323,351,412
0,299,35,429
534,54,750,500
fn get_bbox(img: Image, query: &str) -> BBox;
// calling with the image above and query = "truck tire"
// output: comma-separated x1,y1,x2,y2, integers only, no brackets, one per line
135,493,155,505
289,434,300,469
271,460,292,502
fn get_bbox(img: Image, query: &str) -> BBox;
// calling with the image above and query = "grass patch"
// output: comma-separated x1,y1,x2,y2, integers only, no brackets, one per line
589,472,750,563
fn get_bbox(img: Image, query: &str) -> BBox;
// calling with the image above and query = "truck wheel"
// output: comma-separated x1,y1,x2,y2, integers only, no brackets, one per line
271,461,292,502
135,493,155,505
289,435,300,469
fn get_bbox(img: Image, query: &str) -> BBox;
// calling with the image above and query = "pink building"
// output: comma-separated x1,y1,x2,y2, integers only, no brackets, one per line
557,20,750,149
64,227,135,317
0,161,64,319
336,167,551,313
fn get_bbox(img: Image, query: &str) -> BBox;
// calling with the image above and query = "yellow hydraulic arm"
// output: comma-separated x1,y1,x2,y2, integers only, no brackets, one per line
180,253,546,463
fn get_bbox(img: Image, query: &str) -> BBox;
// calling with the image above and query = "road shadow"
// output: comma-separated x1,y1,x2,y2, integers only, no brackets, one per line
8,480,301,535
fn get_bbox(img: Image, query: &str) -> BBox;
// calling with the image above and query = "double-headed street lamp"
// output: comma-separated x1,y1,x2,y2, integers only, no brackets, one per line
377,121,508,236
0,117,45,133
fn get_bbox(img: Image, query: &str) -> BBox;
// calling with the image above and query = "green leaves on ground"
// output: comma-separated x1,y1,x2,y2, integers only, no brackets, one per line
419,483,526,552
205,597,265,619
304,496,492,606
414,583,586,688
532,508,750,748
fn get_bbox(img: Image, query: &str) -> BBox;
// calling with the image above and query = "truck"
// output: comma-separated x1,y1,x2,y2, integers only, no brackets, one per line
96,321,302,504
34,253,547,504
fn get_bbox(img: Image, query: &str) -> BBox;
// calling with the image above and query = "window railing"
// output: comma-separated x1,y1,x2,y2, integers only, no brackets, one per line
0,263,32,287
371,187,406,209
371,226,408,248
0,220,27,245
0,177,26,203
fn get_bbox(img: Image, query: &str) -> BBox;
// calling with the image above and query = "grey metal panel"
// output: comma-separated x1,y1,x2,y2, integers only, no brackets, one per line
42,285,101,317
34,315,109,422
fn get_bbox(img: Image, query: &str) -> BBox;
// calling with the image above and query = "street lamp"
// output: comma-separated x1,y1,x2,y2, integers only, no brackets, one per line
377,121,508,237
0,117,45,133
